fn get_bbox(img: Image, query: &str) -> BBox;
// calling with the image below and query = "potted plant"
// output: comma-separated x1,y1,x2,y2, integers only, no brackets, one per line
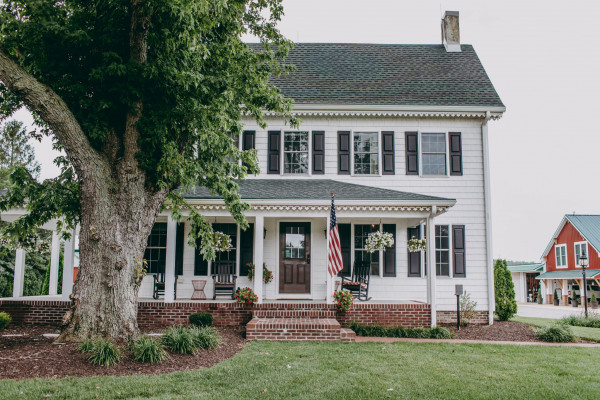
553,290,560,306
247,263,273,284
333,290,354,312
571,289,578,307
235,287,258,305
591,293,598,309
537,291,543,304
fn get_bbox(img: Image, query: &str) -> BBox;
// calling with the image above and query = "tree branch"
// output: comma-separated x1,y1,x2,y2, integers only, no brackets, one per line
0,49,103,177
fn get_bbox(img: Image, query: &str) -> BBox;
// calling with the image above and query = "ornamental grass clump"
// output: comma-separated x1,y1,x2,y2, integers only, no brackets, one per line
535,322,575,343
0,311,12,330
162,326,198,355
192,327,221,350
561,315,600,328
131,336,167,364
86,339,122,367
77,339,96,353
189,312,214,327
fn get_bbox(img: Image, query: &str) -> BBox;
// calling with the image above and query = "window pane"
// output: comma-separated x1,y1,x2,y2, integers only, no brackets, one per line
353,132,379,175
422,133,446,176
284,152,308,174
422,154,446,175
283,131,308,174
285,226,305,259
422,133,446,152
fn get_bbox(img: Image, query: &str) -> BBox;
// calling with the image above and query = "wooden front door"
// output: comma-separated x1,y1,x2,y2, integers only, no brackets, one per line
279,222,311,294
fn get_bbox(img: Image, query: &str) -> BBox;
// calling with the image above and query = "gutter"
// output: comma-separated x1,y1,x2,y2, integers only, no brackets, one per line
481,111,495,325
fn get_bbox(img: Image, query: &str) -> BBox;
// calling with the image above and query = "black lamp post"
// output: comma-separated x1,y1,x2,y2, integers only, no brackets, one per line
579,253,589,318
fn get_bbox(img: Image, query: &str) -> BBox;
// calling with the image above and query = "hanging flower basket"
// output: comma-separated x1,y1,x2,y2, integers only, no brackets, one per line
365,231,394,253
213,231,232,252
235,287,258,305
334,290,354,312
247,262,273,284
407,237,427,252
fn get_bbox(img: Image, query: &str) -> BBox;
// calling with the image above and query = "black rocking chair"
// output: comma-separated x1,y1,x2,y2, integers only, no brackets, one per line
153,272,178,300
212,260,237,300
341,260,371,301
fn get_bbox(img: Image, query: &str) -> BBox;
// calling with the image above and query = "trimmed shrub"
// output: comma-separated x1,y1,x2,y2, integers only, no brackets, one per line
87,339,121,366
162,326,198,355
0,311,12,329
536,323,575,343
494,259,517,321
429,326,454,339
192,327,221,350
347,321,454,339
561,315,600,328
189,312,214,327
131,336,167,364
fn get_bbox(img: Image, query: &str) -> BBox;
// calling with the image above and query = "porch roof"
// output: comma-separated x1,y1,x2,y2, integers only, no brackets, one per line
536,269,600,280
507,263,544,273
184,179,454,204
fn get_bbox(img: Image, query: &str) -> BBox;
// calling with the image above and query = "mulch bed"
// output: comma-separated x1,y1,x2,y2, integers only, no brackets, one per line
443,319,539,342
0,325,247,380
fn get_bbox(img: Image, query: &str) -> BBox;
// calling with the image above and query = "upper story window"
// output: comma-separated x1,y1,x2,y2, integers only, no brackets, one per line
555,244,567,268
353,132,379,175
283,131,309,174
421,133,447,175
574,241,588,268
435,225,450,276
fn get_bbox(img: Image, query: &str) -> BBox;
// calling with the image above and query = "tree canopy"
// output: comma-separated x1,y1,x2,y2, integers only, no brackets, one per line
0,119,40,188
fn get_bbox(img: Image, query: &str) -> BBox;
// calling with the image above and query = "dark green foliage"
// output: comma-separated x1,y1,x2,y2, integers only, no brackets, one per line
131,336,167,364
41,245,63,295
494,259,517,321
77,339,96,353
0,236,51,297
347,321,454,339
192,327,221,350
561,315,600,328
535,323,575,343
189,312,213,328
85,339,122,367
0,311,11,329
162,326,199,355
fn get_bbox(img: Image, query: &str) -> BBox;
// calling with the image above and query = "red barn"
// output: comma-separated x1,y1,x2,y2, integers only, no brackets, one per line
538,215,600,305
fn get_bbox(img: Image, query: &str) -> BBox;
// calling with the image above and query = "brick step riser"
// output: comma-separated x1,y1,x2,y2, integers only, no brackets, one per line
252,310,335,319
246,328,342,341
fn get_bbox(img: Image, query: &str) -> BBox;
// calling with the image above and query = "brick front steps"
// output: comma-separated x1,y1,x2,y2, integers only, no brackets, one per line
246,309,356,342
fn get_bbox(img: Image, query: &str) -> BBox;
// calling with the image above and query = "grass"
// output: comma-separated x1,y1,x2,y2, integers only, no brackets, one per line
512,316,600,342
1,341,600,399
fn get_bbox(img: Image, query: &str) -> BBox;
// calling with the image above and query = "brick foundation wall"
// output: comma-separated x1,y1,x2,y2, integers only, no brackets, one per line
0,300,431,328
436,310,490,325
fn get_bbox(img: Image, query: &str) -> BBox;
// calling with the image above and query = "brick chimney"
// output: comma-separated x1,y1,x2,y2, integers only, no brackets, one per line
441,11,461,52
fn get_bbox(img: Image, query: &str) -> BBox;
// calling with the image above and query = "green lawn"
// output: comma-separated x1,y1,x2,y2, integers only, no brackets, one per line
512,316,600,342
1,341,599,399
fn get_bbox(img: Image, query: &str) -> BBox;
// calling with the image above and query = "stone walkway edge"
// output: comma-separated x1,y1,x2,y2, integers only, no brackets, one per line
354,337,600,347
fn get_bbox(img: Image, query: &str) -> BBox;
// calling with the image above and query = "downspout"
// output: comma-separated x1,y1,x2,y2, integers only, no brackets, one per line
481,111,495,325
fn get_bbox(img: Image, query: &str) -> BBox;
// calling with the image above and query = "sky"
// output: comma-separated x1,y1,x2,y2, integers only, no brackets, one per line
11,0,600,262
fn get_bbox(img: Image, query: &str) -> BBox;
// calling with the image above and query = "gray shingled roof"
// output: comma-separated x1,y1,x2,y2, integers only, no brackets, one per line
184,179,454,202
254,43,504,108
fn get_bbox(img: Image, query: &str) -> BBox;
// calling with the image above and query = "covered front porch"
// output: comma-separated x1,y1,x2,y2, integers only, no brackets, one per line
536,269,600,306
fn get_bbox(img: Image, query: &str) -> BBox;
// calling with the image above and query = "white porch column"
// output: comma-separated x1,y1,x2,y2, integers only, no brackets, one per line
164,217,177,302
326,213,333,304
12,248,26,298
253,215,264,303
519,273,527,303
539,279,546,304
49,230,60,295
61,228,76,300
562,279,569,304
426,214,436,327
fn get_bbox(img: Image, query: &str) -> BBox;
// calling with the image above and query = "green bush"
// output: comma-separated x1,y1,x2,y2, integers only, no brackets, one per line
561,315,600,328
86,339,121,367
131,336,167,364
494,259,517,321
535,323,575,343
0,311,12,329
77,339,96,353
189,312,214,327
192,327,221,350
347,321,453,339
162,326,198,354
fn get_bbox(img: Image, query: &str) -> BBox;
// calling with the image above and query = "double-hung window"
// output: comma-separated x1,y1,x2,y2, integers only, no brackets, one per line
144,223,167,274
353,132,379,175
555,244,567,268
421,133,447,175
574,242,588,268
354,224,380,275
283,131,309,174
213,223,237,264
435,225,450,276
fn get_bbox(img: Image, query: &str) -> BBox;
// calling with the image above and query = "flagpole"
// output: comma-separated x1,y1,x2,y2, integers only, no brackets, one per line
326,193,333,304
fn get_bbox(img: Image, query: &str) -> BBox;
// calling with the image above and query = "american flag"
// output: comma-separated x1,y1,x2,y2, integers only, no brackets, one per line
327,193,343,277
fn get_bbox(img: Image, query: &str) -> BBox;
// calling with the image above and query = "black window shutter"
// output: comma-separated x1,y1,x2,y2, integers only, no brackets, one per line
453,225,466,277
405,132,419,175
381,131,395,175
194,238,209,276
175,222,185,276
312,131,325,174
337,131,350,174
239,223,254,277
267,130,281,174
338,224,351,276
449,132,462,176
383,224,396,277
242,130,255,151
407,226,421,277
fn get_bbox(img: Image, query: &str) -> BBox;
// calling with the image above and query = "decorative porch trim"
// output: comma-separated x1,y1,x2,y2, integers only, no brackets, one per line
168,204,449,214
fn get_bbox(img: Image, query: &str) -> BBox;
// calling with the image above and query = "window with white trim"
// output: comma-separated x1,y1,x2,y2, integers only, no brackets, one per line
574,241,588,268
555,244,567,268
353,132,379,175
354,224,380,275
435,225,450,276
421,133,447,175
144,223,167,274
283,131,309,174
